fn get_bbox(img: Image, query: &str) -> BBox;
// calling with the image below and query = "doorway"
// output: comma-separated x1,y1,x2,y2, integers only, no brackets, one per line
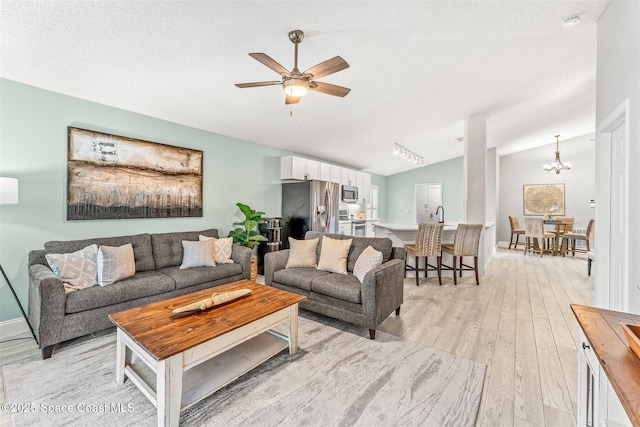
414,183,442,224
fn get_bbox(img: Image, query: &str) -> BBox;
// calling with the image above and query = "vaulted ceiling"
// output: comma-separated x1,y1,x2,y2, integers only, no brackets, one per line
1,1,609,175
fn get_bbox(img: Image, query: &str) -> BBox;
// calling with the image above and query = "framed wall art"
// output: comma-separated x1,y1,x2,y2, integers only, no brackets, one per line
523,183,565,216
67,127,203,220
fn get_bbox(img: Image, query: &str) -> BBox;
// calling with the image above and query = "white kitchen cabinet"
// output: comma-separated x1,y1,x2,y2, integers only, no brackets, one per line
280,156,307,180
339,221,352,236
342,168,357,186
306,159,320,180
366,220,379,237
357,172,371,204
330,165,342,184
320,163,332,182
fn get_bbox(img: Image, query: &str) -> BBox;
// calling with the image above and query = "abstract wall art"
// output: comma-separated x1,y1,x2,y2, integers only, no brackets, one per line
523,183,565,216
67,127,203,220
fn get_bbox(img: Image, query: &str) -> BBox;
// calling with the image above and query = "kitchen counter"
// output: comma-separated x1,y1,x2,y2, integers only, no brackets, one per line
375,222,459,232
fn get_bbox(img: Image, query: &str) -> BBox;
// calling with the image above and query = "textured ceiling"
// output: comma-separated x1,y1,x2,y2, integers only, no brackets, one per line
0,1,609,176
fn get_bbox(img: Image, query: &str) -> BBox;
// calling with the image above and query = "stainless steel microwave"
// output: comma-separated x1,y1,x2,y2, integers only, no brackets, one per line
341,185,358,203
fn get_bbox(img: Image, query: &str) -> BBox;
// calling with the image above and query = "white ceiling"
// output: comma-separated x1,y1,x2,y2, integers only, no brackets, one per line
0,1,609,176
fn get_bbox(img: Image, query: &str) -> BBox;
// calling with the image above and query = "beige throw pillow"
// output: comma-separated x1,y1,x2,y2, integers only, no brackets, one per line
286,238,319,268
180,240,216,269
353,245,383,283
199,235,234,264
317,237,352,274
45,244,98,291
97,244,136,286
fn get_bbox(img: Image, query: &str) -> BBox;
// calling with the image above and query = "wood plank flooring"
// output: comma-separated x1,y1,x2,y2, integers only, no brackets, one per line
0,246,593,426
377,246,593,426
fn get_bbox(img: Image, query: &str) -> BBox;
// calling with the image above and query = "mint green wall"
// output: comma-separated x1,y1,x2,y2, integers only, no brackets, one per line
0,79,387,323
0,79,290,323
384,157,464,224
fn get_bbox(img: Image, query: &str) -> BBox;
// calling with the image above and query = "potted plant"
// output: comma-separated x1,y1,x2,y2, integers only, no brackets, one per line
228,202,268,280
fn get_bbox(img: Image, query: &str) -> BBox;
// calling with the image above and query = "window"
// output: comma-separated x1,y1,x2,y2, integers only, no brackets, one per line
367,185,379,219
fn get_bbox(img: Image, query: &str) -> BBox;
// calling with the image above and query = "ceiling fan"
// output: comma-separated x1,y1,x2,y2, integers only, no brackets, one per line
235,30,351,104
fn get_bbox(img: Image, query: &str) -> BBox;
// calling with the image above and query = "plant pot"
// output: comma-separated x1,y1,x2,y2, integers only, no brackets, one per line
250,254,258,281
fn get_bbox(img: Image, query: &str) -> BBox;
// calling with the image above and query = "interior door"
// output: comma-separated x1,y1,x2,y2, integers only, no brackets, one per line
609,122,628,311
414,183,442,224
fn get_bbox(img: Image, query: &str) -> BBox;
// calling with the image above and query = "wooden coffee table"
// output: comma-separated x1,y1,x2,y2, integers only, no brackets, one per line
109,280,306,427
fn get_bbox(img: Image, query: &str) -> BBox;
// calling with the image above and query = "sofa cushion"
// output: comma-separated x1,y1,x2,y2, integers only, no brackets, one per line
305,231,345,259
65,270,175,314
273,267,331,291
45,233,155,273
199,235,234,264
347,237,393,272
353,246,383,283
286,238,319,268
310,273,362,304
98,244,136,286
45,244,98,291
179,240,216,269
317,236,352,274
159,263,243,290
151,229,219,269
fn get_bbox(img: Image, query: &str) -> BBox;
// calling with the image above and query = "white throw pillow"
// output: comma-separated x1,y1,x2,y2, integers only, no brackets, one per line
179,239,216,269
97,244,136,285
199,235,234,264
353,245,383,283
45,244,98,291
317,237,352,274
285,238,319,268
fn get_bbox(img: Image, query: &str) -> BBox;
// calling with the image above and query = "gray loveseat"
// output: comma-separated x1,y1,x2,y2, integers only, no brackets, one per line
28,228,252,359
264,231,405,339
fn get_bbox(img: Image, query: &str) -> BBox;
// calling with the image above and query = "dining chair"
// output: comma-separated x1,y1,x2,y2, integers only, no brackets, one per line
552,216,574,255
561,219,595,256
404,223,444,286
508,216,525,249
524,218,555,257
441,223,483,286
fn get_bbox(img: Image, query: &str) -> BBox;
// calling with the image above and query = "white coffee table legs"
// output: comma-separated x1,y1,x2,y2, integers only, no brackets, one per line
157,355,183,427
289,304,299,355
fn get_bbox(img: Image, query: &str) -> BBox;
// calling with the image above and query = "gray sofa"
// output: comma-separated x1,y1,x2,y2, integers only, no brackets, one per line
264,231,405,339
28,228,252,359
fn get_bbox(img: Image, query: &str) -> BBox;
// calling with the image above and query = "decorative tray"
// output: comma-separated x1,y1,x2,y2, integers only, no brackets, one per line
621,323,640,361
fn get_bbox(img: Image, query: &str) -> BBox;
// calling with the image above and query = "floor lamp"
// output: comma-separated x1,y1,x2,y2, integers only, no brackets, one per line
0,177,38,344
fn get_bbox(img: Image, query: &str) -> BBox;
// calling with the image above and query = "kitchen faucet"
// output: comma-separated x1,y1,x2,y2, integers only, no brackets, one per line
435,206,445,224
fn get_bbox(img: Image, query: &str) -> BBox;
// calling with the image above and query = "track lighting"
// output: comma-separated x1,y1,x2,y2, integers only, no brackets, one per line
393,143,424,166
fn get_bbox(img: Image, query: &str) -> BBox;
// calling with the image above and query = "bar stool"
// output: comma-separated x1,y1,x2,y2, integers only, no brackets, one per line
441,224,483,286
404,223,444,286
508,216,525,249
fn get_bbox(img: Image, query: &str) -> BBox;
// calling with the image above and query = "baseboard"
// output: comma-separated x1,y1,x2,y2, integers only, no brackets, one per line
0,317,29,341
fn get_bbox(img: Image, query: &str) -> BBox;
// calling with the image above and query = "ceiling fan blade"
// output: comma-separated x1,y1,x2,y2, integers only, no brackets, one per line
235,81,281,88
309,81,351,97
285,95,300,105
248,53,291,76
303,56,349,79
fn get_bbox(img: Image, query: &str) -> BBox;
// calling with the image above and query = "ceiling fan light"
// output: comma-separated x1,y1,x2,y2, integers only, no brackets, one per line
283,78,309,97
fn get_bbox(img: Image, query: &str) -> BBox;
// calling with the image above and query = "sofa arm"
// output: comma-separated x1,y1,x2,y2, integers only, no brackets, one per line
361,258,405,329
390,247,406,260
28,264,66,349
264,250,290,286
231,245,253,280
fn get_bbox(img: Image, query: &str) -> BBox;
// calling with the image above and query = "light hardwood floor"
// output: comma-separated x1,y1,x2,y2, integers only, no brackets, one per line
0,246,592,426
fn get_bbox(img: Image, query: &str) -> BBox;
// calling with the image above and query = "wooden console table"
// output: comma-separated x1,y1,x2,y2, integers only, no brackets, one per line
571,304,640,426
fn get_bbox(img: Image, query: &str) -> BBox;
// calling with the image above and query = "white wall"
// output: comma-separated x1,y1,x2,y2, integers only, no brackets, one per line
595,0,640,312
498,134,596,243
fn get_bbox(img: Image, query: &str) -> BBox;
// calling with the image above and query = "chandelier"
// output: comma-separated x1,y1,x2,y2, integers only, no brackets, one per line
543,135,571,174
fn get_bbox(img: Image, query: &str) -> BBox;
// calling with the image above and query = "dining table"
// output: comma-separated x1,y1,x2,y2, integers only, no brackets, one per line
543,218,574,255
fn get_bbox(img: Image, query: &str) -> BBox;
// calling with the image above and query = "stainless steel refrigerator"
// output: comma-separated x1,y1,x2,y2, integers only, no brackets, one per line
281,180,339,248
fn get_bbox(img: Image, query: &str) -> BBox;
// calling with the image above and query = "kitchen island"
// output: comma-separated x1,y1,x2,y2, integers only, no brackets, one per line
374,223,459,246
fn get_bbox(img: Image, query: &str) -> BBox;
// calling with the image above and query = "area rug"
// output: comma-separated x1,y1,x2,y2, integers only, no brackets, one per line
2,315,485,427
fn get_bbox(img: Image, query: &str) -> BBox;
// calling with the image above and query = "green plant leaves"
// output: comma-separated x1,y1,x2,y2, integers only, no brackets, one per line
227,202,268,248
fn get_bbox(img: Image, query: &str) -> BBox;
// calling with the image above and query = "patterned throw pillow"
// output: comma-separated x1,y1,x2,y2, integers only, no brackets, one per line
353,245,383,283
98,243,136,285
317,236,352,275
179,240,216,269
45,244,98,291
286,237,319,268
199,235,234,264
